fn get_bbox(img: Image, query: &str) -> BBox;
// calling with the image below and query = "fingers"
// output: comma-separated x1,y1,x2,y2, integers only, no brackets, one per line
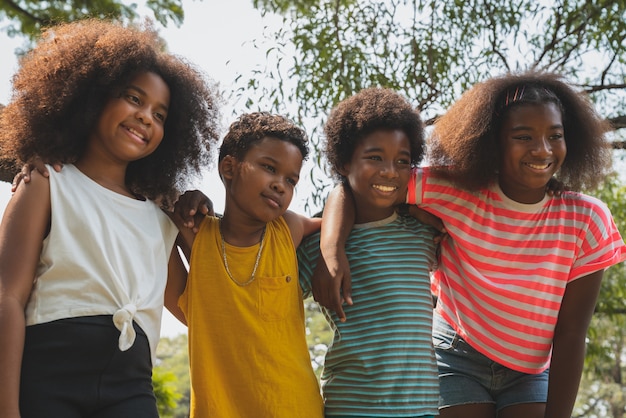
191,212,205,234
204,200,215,217
545,177,566,197
311,258,350,321
11,164,32,193
174,190,213,230
332,276,349,322
341,273,353,307
311,259,332,306
11,172,23,193
433,231,449,245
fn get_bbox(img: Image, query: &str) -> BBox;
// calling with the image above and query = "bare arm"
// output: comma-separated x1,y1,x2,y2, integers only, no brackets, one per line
163,239,189,326
172,190,215,233
544,269,604,418
283,210,321,249
0,172,50,416
314,183,355,321
11,159,62,193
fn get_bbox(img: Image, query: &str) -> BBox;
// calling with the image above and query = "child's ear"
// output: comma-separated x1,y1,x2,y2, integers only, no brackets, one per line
219,155,237,180
337,162,351,178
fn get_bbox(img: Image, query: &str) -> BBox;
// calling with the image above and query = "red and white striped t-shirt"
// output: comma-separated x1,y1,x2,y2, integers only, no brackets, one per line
408,167,626,373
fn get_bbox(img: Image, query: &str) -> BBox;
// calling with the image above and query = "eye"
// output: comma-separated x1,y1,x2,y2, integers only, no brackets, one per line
262,164,276,173
366,155,382,161
513,135,532,141
549,132,564,141
153,111,166,123
396,158,411,165
287,177,298,186
125,93,141,105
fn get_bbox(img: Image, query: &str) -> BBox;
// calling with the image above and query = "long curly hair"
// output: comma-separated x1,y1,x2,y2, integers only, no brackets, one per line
323,87,424,182
428,71,612,192
218,112,309,162
0,19,221,206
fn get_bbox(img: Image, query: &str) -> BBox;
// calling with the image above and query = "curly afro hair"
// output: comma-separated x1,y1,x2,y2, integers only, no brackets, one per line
323,87,424,182
218,112,309,162
0,19,221,206
428,70,612,192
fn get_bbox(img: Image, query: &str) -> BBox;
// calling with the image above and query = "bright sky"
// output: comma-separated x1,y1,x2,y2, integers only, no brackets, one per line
0,0,318,337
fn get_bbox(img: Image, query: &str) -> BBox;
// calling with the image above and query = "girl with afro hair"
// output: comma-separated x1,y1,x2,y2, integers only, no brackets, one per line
0,19,220,417
317,72,626,418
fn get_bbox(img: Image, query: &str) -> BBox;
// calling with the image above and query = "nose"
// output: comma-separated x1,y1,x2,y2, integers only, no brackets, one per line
135,106,153,125
532,136,552,156
271,178,286,194
380,161,399,178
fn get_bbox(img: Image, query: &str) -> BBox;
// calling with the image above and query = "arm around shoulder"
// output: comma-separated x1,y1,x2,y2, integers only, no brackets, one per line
164,240,188,326
0,171,51,415
284,210,321,249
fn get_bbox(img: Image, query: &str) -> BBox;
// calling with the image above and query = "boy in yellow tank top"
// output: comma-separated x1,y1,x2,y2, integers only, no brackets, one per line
167,112,323,418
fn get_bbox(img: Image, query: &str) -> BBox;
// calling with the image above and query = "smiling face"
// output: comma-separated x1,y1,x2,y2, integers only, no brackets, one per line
340,129,412,224
86,71,170,164
221,136,303,224
498,102,567,204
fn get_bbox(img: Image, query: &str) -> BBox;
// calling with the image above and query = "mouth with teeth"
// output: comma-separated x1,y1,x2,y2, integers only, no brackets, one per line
127,126,147,142
373,184,397,192
525,162,552,170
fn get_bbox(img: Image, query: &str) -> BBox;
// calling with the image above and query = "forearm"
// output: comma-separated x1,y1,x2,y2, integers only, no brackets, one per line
320,183,354,257
544,330,587,418
544,271,603,418
0,299,27,416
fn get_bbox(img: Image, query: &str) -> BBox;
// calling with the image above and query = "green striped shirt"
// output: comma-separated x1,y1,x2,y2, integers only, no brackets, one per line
298,213,439,417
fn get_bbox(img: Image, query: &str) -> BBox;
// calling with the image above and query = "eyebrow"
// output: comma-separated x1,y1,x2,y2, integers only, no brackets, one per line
509,123,564,131
362,146,411,156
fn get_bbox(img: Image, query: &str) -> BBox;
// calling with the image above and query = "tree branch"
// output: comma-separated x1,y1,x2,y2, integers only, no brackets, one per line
3,0,46,26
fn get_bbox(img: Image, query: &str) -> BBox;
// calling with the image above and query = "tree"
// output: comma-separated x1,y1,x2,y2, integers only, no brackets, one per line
574,176,626,417
0,0,185,41
242,1,625,205
247,0,626,127
0,0,189,182
155,334,191,418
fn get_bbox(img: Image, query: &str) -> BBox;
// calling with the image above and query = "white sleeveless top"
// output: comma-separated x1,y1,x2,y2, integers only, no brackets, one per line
25,164,179,363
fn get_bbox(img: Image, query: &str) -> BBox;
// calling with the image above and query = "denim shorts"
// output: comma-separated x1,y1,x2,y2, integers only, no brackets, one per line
432,312,548,412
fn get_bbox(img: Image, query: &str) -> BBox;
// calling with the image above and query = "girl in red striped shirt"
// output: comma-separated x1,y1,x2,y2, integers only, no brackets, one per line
317,71,626,418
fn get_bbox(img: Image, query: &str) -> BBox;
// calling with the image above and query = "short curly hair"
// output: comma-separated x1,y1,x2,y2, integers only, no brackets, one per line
428,71,612,192
0,19,221,206
218,112,309,162
323,88,424,181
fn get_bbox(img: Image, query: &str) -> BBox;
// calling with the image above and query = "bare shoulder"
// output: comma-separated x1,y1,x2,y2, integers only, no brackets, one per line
10,169,51,211
283,211,321,248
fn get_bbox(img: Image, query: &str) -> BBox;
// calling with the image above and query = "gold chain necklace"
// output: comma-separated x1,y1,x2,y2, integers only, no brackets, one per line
220,222,266,286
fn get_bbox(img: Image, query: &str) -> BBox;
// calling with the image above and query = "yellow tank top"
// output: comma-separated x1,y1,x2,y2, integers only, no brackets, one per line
179,216,323,418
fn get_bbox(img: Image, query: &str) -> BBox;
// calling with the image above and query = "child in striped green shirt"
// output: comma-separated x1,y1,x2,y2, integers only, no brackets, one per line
297,88,439,418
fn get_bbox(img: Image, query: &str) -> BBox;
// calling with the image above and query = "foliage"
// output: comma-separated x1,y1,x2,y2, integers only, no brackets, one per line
244,1,626,209
0,0,189,182
0,0,184,41
572,175,626,417
247,0,626,126
155,334,191,418
304,297,333,377
153,367,182,418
